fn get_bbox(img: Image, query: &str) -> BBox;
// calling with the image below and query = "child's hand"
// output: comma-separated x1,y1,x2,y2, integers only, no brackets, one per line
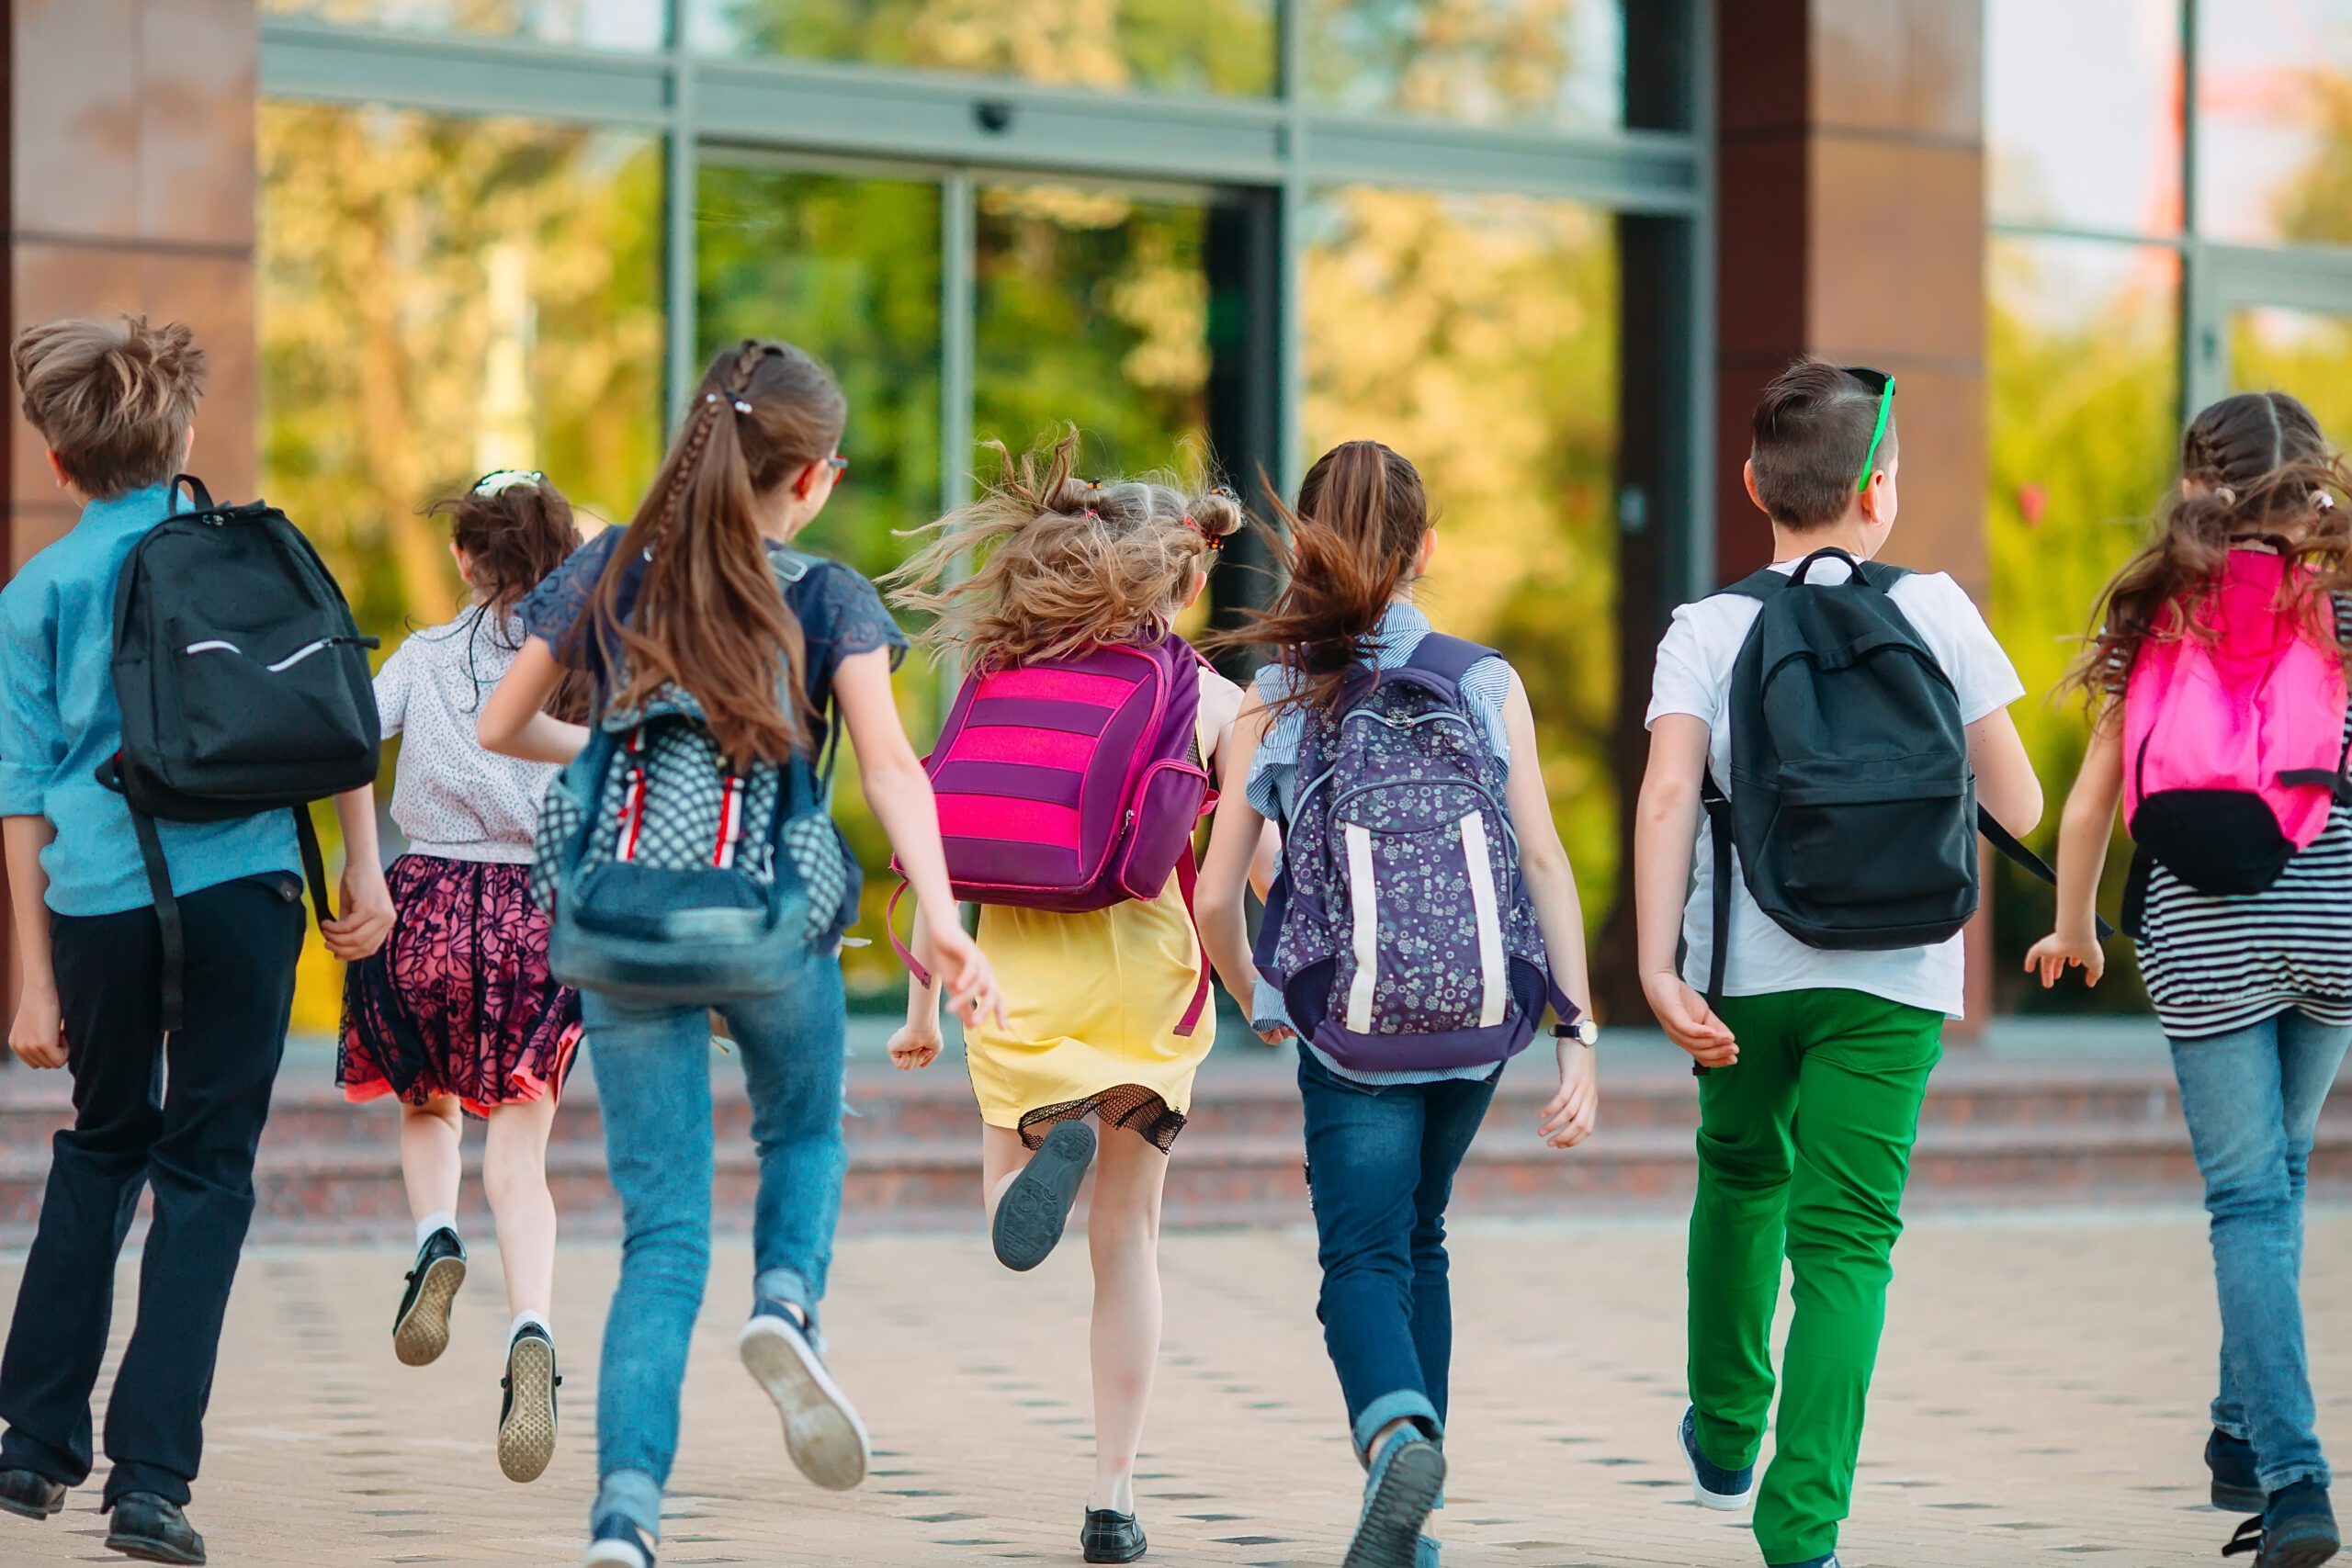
1642,970,1737,1067
1539,1038,1597,1148
9,979,65,1070
324,863,396,962
2024,928,2107,988
925,917,1007,1031
887,1018,943,1071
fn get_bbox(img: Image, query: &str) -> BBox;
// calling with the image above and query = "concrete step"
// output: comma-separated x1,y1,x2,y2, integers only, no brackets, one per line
0,1042,2343,1241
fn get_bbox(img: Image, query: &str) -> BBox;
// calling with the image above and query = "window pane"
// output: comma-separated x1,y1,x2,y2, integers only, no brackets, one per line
264,0,665,49
2231,304,2352,442
685,0,1276,97
973,184,1216,476
2196,0,2352,243
261,103,664,1028
696,164,943,1003
1987,0,2180,233
1304,188,1621,918
1985,236,2179,1013
1306,0,1624,129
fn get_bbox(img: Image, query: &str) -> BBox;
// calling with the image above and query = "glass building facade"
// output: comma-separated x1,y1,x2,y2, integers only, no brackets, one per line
1986,0,2352,1011
252,1,1707,1021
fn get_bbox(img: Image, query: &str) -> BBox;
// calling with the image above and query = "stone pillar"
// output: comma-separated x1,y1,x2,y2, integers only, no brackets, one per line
1713,0,1996,1027
2,0,258,1004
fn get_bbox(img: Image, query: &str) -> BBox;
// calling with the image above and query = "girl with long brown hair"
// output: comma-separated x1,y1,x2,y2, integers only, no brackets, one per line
882,431,1250,1563
2028,391,2352,1567
1193,440,1598,1568
340,470,587,1487
479,340,1001,1568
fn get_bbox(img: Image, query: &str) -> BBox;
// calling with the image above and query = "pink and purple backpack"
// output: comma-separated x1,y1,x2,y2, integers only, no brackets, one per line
2123,548,2351,897
891,637,1215,1033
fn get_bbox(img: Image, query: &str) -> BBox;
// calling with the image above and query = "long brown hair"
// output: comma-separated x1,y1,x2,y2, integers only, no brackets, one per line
1205,440,1430,714
426,471,588,716
2066,390,2352,705
886,429,1243,665
585,340,846,765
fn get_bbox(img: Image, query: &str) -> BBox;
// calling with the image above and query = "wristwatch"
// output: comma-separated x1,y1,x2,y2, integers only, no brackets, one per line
1553,1014,1600,1048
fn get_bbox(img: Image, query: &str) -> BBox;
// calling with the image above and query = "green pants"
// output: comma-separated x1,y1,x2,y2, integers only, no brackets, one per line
1686,987,1943,1566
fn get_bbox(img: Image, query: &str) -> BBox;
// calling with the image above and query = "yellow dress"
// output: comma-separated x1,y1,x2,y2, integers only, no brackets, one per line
965,714,1214,1150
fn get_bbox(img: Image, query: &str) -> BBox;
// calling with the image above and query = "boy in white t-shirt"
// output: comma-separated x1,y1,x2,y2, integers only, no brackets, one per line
1633,357,2043,1568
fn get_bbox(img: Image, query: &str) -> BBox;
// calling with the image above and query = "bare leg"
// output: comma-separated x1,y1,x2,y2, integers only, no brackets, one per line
981,1122,1032,1221
400,1096,464,1227
1085,1126,1169,1515
481,1093,561,1322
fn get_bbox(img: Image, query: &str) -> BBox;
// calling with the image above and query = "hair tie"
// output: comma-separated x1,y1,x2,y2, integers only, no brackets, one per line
2215,485,2239,506
1082,506,1100,520
2318,491,2338,513
1178,513,1226,551
732,399,752,414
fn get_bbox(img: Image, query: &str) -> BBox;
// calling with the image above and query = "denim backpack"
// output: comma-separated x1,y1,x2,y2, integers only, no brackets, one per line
530,557,854,1006
1253,636,1552,1073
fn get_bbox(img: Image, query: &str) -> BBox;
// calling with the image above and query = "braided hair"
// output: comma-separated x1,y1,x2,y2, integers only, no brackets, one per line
2067,390,2352,705
582,339,847,764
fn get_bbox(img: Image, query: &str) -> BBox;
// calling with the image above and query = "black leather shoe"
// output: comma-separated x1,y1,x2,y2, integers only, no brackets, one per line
0,1468,65,1520
393,1226,468,1367
498,1322,562,1483
1081,1506,1148,1563
2211,1428,2267,1514
106,1493,205,1565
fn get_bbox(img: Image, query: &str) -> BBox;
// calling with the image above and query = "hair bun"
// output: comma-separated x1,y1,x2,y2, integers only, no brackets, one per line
1185,486,1246,540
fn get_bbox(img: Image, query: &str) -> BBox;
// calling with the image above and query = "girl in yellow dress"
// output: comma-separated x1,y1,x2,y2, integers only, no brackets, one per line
885,432,1259,1563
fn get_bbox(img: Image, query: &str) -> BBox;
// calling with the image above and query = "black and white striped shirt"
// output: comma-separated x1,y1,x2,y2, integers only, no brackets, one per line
2135,593,2352,1040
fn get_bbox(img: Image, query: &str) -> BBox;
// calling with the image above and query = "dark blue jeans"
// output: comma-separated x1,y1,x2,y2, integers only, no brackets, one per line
1297,1047,1498,1459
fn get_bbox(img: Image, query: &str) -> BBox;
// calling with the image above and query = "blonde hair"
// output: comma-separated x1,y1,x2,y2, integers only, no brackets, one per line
888,429,1244,665
12,316,207,500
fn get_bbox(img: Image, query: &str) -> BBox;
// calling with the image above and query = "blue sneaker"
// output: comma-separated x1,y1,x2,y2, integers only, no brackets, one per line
2223,1481,2340,1566
582,1514,654,1568
1679,1405,1755,1511
1771,1557,1839,1568
1343,1430,1445,1568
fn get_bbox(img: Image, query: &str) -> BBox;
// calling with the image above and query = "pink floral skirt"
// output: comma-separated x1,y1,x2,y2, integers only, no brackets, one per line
338,854,582,1118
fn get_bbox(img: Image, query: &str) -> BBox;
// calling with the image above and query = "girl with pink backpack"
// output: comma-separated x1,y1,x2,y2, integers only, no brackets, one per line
2028,390,2352,1568
882,433,1254,1563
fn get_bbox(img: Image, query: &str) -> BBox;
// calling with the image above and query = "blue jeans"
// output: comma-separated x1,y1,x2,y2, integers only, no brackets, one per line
1297,1047,1498,1459
2171,1007,2351,1495
582,953,849,1538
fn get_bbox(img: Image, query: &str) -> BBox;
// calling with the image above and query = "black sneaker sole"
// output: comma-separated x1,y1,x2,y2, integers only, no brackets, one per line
2262,1533,2341,1568
2217,1481,2270,1513
1342,1438,1445,1568
992,1121,1096,1272
499,1334,559,1483
393,1253,467,1367
106,1530,205,1566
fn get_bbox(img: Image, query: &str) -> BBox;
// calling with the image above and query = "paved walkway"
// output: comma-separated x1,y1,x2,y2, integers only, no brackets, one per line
0,1212,2345,1567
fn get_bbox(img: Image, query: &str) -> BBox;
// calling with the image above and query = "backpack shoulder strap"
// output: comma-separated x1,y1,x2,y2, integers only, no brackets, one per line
1399,633,1498,685
1709,567,1788,604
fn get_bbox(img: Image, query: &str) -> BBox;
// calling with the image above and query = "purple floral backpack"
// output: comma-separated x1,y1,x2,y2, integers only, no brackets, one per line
1252,635,1553,1073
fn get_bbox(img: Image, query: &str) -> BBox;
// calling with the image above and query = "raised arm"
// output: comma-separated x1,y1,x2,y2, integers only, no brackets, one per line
478,636,591,765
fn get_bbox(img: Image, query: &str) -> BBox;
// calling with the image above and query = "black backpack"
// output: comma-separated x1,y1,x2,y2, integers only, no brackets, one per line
97,476,380,1028
1696,547,2092,1014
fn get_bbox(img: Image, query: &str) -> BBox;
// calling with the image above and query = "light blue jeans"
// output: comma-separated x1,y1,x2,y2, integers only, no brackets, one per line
2170,1007,2352,1495
582,953,849,1540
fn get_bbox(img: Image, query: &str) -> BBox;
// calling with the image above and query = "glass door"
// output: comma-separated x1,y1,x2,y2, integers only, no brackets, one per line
2190,250,2352,440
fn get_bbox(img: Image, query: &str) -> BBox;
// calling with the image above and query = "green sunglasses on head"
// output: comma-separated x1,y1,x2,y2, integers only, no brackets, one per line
1846,366,1895,493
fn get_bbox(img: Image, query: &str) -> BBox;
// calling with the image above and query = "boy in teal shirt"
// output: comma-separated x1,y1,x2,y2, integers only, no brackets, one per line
1634,357,2043,1568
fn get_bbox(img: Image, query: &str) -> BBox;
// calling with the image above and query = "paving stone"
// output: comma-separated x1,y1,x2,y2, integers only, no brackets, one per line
0,1212,2343,1564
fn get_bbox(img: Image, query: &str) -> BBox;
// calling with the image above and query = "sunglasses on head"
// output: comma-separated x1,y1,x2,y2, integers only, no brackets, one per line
824,455,849,477
1845,367,1896,494
469,468,545,498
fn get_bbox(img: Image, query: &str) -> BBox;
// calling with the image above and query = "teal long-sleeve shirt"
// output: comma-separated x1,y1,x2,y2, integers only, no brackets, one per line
0,482,299,917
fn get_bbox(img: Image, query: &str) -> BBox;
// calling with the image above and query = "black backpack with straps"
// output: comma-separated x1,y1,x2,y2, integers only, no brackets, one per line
1696,547,2101,1016
98,475,381,1029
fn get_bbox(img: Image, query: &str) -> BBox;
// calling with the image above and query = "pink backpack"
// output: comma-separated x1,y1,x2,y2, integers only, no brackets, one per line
890,637,1215,1033
2123,549,2350,896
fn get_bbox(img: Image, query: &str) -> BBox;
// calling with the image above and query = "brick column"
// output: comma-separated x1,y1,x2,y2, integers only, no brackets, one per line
1713,0,1996,1028
2,0,259,1006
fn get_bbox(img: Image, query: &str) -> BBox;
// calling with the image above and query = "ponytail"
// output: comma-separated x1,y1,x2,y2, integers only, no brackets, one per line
584,339,847,766
1206,440,1430,715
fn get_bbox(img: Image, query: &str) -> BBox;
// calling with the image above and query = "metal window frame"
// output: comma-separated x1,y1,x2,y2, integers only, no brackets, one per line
1989,0,2352,424
259,0,1711,555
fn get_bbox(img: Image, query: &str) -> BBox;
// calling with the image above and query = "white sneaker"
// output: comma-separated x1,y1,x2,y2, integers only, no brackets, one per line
739,1307,870,1491
1679,1405,1756,1511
